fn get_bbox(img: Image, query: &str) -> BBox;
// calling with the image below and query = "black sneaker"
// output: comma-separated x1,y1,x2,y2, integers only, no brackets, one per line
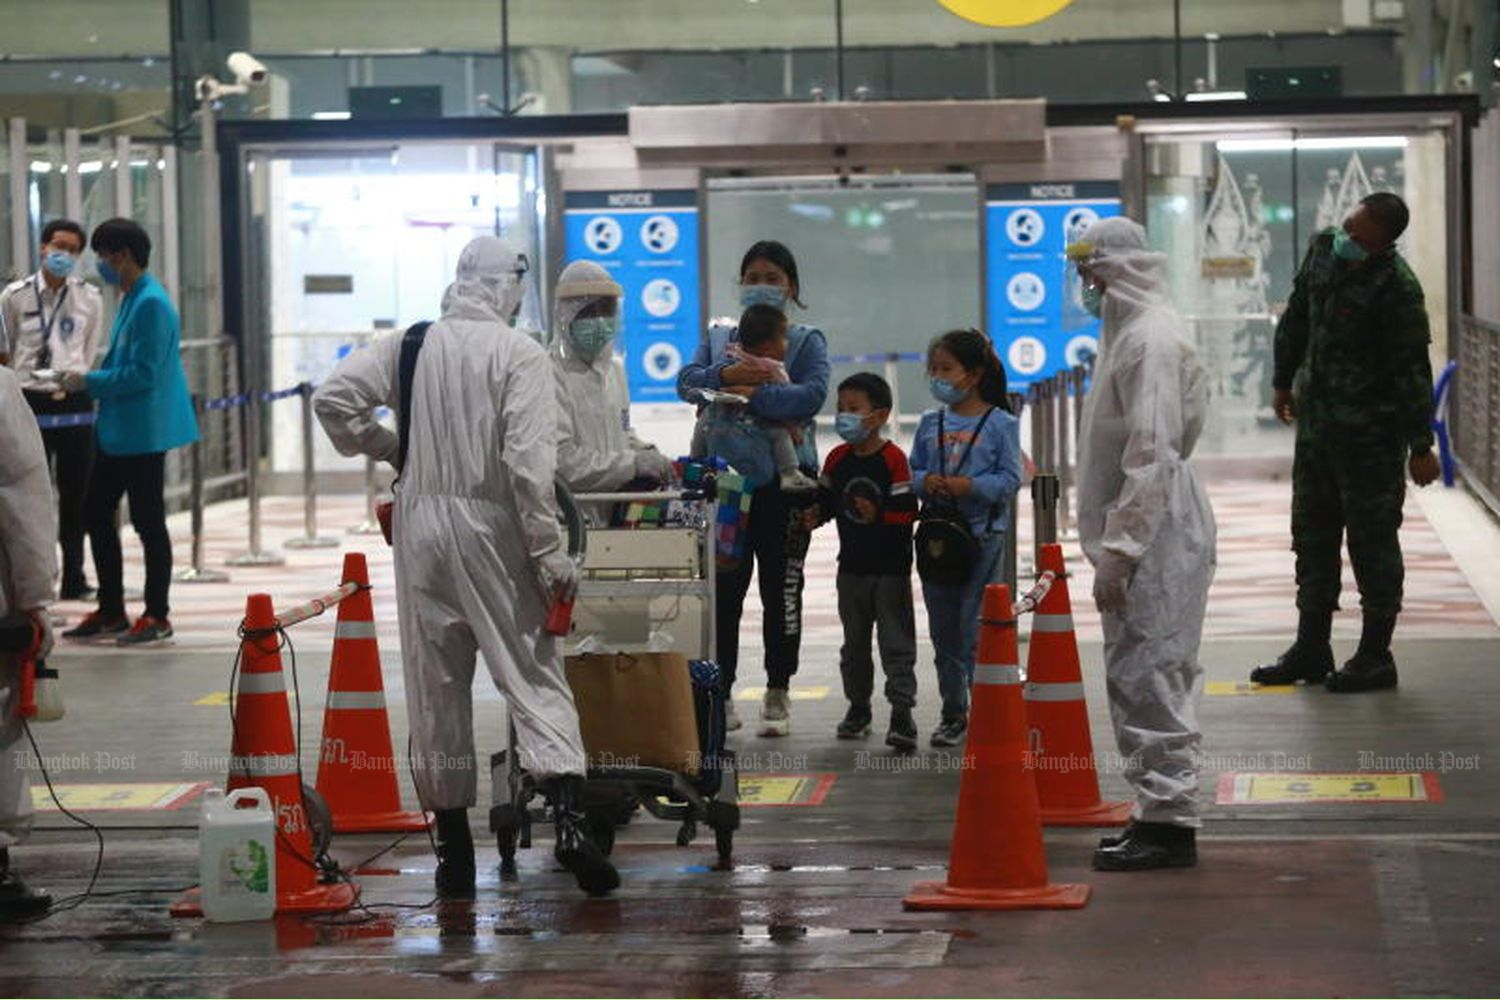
885,707,918,751
1325,651,1399,693
929,715,967,748
1092,821,1197,871
550,778,619,897
1249,642,1335,685
59,583,96,602
117,616,173,646
61,611,130,640
836,704,872,740
0,870,51,921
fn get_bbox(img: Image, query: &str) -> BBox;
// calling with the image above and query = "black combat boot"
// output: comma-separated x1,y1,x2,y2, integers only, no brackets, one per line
1250,610,1335,685
1326,614,1399,692
433,808,476,899
1092,822,1197,871
548,776,620,897
0,849,51,921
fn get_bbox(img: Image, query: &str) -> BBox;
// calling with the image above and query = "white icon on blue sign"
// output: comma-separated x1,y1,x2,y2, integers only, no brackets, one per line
1064,207,1100,244
642,278,681,318
640,215,680,254
1065,334,1100,368
643,342,683,382
1008,336,1047,376
1006,272,1046,312
584,216,623,255
1005,208,1045,248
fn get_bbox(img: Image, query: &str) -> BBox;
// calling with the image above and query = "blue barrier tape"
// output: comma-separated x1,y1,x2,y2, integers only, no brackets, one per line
204,393,250,412
35,411,96,430
827,351,926,365
260,385,304,403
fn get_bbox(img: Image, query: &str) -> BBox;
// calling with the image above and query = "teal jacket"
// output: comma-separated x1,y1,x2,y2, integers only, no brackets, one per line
85,273,198,456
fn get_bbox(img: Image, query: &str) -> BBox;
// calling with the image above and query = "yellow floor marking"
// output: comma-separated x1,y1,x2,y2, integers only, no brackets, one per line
736,685,830,702
738,773,836,807
32,781,210,812
1218,772,1440,805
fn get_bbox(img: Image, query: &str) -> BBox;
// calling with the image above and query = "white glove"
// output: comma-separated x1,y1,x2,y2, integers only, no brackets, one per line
27,609,54,660
633,448,675,483
1092,550,1135,616
59,370,87,393
536,550,579,603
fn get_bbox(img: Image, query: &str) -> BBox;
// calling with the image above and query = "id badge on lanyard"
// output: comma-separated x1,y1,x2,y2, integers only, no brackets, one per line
34,278,71,400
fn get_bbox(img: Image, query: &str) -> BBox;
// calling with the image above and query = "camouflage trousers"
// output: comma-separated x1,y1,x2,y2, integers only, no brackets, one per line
1291,424,1407,618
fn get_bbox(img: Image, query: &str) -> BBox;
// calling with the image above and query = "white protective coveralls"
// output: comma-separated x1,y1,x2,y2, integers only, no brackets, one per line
315,237,586,810
1072,217,1217,828
549,260,674,499
0,367,56,848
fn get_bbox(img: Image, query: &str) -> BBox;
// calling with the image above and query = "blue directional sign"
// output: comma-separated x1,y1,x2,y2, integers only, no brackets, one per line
564,190,701,403
985,181,1121,387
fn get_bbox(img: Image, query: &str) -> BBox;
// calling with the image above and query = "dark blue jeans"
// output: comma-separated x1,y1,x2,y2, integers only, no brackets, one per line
921,533,1005,720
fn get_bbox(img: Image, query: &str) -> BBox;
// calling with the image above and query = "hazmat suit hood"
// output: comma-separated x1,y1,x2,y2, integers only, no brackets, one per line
1068,217,1174,329
549,260,623,371
440,236,528,326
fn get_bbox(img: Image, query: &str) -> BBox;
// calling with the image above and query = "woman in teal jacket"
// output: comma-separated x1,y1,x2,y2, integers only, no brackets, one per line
61,218,197,645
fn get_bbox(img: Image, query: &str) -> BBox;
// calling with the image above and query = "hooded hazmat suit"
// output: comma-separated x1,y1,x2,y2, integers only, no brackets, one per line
0,366,56,852
314,237,586,810
1071,217,1217,828
549,260,673,500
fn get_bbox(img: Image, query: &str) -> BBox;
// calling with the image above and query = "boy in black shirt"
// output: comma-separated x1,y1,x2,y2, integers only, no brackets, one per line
811,373,919,749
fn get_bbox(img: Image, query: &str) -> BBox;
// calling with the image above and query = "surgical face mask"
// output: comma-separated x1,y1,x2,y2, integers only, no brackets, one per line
835,412,872,444
1333,229,1369,263
570,316,618,359
1081,281,1104,318
739,283,788,310
43,249,76,279
96,257,121,285
930,377,969,406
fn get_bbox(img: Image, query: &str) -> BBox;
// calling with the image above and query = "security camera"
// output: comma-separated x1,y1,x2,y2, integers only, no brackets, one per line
227,51,268,87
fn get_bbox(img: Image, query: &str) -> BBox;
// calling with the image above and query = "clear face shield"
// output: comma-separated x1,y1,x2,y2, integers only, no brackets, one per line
508,251,547,342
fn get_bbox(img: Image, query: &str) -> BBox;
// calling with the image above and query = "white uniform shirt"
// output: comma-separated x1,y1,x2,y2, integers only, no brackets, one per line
0,272,105,390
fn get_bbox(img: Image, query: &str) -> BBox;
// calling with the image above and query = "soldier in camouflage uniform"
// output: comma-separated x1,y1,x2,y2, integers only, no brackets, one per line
1252,193,1441,693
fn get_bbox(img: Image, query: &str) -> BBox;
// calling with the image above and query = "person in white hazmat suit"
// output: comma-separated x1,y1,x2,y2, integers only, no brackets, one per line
314,237,618,898
0,366,57,918
549,260,675,507
1068,217,1217,871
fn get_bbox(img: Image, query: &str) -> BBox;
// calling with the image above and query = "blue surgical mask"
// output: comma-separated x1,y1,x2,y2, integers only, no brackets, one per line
43,250,75,279
930,377,968,405
96,258,121,285
739,284,788,310
835,412,871,444
1333,229,1369,263
1081,281,1104,318
569,316,618,359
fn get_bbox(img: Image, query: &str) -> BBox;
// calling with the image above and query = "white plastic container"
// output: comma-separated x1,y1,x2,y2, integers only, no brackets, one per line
198,787,277,922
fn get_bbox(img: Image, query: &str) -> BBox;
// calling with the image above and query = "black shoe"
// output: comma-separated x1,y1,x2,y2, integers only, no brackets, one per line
929,715,967,748
1325,651,1399,693
61,611,130,640
117,616,173,646
433,808,476,899
59,583,95,602
836,704,873,740
550,777,620,897
0,869,51,921
1249,643,1334,685
1097,820,1142,849
1092,822,1197,871
885,707,918,752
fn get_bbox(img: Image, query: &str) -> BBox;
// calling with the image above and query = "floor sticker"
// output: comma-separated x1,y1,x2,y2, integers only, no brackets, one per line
736,686,830,702
1206,681,1304,696
738,773,836,807
1217,772,1442,805
32,781,211,812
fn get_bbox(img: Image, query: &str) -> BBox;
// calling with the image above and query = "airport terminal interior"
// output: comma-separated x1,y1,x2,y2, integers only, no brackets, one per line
3,0,1500,996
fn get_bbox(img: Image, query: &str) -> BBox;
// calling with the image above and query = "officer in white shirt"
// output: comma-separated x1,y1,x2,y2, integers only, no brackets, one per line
0,219,105,600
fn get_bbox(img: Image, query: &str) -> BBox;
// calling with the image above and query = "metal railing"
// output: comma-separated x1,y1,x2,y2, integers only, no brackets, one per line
1454,314,1500,515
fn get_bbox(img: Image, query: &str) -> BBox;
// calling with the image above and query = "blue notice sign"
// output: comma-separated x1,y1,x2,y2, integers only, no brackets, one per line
564,190,700,403
984,181,1121,388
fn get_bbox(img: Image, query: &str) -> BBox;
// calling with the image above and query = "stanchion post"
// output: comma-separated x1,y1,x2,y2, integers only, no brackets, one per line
228,390,286,566
1055,370,1072,537
1072,365,1087,444
349,454,384,535
175,395,229,584
284,382,340,550
884,354,902,430
1008,390,1026,589
1031,472,1060,569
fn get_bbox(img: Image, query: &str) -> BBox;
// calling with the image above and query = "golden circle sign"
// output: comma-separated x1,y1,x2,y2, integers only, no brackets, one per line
937,0,1074,27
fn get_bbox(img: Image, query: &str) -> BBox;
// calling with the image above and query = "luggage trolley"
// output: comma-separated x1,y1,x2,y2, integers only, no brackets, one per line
488,482,740,875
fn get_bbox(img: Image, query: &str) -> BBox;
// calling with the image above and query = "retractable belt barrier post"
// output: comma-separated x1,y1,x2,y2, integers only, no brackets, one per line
1031,473,1060,569
349,455,383,535
284,382,339,551
175,395,230,584
228,387,288,568
1054,371,1072,538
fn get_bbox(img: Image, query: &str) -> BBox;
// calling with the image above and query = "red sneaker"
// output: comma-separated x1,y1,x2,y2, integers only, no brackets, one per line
117,616,174,646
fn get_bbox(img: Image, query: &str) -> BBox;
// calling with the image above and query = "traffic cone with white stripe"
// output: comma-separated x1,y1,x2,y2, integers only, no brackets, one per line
315,552,427,833
172,593,357,917
1025,543,1132,827
904,584,1090,911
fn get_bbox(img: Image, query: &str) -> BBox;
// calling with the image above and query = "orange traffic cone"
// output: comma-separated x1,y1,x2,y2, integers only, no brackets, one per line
905,584,1090,911
172,593,357,917
315,552,428,833
1025,543,1133,827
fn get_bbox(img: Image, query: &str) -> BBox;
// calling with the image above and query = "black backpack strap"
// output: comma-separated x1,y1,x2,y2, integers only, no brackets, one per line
395,321,432,475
